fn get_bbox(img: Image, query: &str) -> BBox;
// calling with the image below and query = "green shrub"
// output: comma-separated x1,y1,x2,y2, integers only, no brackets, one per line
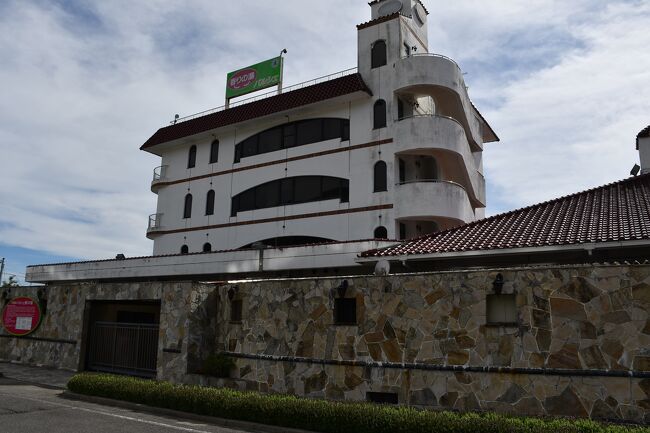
201,353,236,378
67,373,650,433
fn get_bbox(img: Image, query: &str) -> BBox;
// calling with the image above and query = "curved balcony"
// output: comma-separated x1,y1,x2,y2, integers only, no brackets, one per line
395,54,483,149
151,165,168,193
394,180,475,224
146,213,163,239
393,115,485,206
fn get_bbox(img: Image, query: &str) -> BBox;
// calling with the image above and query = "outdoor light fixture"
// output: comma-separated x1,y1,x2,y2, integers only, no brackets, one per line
631,164,641,176
227,286,239,301
115,254,126,260
492,273,504,294
1,288,10,306
37,288,48,315
411,46,417,52
336,280,349,298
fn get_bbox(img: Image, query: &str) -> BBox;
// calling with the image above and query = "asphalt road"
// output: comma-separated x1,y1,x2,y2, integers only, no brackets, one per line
0,378,254,433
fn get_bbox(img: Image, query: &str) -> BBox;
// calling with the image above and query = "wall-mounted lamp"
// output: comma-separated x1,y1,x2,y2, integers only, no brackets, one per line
336,280,349,298
227,286,239,301
411,46,417,52
1,288,10,306
37,288,48,315
492,273,504,294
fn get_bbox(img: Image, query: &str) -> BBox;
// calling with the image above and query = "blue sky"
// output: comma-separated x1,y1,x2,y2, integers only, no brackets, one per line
1,0,649,284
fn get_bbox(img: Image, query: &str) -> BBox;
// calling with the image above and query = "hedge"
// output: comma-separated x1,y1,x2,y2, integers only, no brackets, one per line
67,373,649,433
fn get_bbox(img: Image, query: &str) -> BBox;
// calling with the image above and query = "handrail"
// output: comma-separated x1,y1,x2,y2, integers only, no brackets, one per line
396,179,468,193
402,53,462,72
148,213,162,231
168,67,358,125
152,165,168,182
397,113,465,130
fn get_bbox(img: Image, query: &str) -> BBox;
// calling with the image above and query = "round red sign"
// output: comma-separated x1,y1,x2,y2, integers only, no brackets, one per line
2,297,41,336
229,68,257,90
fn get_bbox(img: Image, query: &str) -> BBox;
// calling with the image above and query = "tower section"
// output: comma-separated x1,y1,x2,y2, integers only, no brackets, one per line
357,0,498,239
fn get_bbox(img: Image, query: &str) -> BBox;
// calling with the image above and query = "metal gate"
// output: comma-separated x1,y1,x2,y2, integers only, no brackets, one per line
87,321,159,378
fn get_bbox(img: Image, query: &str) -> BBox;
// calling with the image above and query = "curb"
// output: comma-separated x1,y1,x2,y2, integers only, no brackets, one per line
62,391,316,433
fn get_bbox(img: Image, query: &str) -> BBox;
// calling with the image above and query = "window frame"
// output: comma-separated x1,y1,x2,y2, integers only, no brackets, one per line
373,161,387,192
205,190,215,216
202,242,212,253
486,294,518,326
333,297,357,326
209,140,219,164
371,40,387,69
187,145,197,169
230,299,243,323
374,226,388,239
183,193,193,219
373,100,387,129
180,245,189,254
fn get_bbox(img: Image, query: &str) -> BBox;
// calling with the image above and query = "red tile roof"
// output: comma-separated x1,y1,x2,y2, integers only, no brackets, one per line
357,12,402,30
361,173,650,258
637,125,650,149
141,74,371,150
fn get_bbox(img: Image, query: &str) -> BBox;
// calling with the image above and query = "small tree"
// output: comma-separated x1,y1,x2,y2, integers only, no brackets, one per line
1,276,19,288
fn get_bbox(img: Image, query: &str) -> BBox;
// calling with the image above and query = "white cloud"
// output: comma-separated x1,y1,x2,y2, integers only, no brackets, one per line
0,0,648,260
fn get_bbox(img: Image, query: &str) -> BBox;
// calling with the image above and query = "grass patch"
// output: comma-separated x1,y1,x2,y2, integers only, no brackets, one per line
67,373,649,433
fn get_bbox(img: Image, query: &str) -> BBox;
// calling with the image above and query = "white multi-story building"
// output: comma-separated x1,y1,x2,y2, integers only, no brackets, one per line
142,0,498,256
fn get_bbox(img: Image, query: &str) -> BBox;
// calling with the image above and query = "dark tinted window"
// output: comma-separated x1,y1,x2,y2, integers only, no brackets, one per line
116,311,156,324
397,99,404,119
374,100,387,129
209,140,219,164
231,176,349,216
183,194,192,219
334,298,356,325
296,119,322,146
399,223,406,240
255,181,280,209
371,40,387,68
180,245,189,254
234,119,349,162
187,145,196,168
259,127,282,154
203,242,212,252
294,176,321,203
374,226,388,239
205,190,215,215
399,158,406,183
374,161,387,192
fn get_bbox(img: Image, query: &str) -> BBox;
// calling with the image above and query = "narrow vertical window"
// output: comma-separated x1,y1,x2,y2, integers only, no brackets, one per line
397,99,404,120
374,100,386,129
180,245,189,254
187,145,196,169
399,223,406,240
203,242,212,253
183,193,193,219
205,190,215,216
209,140,219,164
374,226,388,239
373,161,387,192
371,40,387,68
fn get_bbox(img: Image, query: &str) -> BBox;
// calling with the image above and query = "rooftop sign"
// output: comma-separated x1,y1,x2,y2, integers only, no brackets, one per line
226,56,283,100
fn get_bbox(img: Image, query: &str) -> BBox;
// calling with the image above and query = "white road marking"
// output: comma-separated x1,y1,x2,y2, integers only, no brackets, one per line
0,391,218,433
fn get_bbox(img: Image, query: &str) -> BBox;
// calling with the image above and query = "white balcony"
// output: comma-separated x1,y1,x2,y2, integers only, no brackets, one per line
151,165,168,193
147,213,163,239
394,180,475,225
395,54,490,148
393,115,485,206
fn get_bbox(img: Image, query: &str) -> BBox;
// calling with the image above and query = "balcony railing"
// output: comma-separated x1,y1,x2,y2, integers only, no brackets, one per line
396,179,468,193
148,213,162,231
152,165,168,183
168,67,358,125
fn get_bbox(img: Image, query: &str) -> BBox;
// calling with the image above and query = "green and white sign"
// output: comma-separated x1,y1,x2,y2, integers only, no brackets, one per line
226,56,283,99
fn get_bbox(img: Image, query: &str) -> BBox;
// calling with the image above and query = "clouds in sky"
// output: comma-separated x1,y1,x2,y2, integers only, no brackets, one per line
0,0,649,268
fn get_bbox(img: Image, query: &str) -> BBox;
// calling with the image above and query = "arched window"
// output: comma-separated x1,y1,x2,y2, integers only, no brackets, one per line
187,145,196,168
373,100,386,129
183,193,193,219
374,226,388,239
373,161,387,192
371,40,387,68
180,245,189,254
205,190,215,215
203,242,212,252
209,140,219,164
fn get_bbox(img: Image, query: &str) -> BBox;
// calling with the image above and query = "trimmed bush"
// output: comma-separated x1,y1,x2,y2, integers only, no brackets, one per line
67,373,649,433
201,353,236,378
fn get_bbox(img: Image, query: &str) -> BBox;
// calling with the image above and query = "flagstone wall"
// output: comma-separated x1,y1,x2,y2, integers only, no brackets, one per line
204,264,650,422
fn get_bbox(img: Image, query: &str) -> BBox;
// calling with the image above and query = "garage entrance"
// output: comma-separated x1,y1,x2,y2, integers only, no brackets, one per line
84,301,160,378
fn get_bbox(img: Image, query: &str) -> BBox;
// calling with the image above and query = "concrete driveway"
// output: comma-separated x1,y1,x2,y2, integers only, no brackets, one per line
0,378,266,433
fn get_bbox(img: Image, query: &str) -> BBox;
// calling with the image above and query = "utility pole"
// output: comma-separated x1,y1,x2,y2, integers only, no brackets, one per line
0,258,4,286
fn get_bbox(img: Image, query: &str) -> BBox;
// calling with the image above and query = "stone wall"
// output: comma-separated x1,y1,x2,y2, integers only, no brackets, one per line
211,264,650,422
0,281,199,382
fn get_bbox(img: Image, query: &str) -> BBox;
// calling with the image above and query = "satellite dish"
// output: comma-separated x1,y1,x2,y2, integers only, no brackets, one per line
413,3,426,26
374,260,390,276
378,0,403,17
